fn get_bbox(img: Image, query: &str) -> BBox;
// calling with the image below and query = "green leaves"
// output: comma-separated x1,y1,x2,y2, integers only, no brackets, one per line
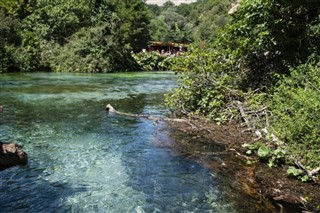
287,166,309,182
257,145,271,158
269,58,320,170
0,0,152,72
132,51,173,71
242,142,287,168
0,9,19,72
149,0,233,44
287,166,302,176
165,45,237,122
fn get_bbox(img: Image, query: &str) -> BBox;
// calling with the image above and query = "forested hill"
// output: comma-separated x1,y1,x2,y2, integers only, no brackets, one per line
146,0,197,5
0,0,152,73
148,0,235,44
0,0,234,73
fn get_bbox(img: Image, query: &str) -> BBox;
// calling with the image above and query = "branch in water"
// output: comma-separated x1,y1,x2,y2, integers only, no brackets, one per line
105,104,197,128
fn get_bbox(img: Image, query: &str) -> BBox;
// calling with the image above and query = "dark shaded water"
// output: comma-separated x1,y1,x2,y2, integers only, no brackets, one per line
0,72,238,212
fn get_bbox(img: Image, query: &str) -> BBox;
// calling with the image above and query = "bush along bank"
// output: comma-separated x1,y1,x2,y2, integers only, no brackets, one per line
132,51,175,71
165,0,320,189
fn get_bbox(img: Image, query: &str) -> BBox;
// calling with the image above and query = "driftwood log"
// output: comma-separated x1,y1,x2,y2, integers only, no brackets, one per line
106,104,196,128
0,142,28,171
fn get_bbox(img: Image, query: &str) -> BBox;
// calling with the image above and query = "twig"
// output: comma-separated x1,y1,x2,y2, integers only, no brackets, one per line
245,106,268,114
294,160,320,181
237,101,250,126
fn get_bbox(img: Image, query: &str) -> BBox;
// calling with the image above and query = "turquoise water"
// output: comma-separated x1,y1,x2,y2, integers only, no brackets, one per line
0,72,236,212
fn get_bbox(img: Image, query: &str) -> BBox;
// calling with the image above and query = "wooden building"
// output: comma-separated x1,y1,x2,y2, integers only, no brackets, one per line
148,41,188,54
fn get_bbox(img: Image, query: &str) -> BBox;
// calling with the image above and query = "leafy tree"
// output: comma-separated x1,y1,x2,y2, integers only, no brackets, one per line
167,0,320,119
150,15,170,42
190,0,234,43
148,0,234,43
11,0,91,71
0,9,20,72
269,58,320,171
46,0,150,72
166,0,320,180
149,5,194,43
0,0,36,18
222,0,320,89
0,0,152,72
112,0,151,52
162,1,175,10
48,15,138,73
148,4,161,16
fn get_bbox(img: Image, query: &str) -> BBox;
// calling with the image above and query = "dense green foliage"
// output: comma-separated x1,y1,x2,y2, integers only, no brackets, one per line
0,0,234,72
0,0,150,72
270,58,320,173
148,0,234,44
166,0,320,181
0,9,19,73
132,51,173,71
166,46,235,122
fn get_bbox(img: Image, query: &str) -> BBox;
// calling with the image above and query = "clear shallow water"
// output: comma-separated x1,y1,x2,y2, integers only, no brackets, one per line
0,72,236,212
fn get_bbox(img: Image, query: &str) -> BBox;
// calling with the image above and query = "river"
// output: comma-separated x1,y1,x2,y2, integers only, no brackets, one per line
1,72,259,212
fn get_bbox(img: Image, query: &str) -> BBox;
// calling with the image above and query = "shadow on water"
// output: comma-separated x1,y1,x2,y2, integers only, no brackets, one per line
117,121,219,212
162,123,279,213
0,163,76,212
0,72,277,212
100,97,236,212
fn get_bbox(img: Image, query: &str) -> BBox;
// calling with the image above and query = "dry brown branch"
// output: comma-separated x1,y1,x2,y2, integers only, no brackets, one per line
294,160,320,181
245,106,268,115
237,101,250,126
105,104,197,129
228,148,253,161
236,101,283,144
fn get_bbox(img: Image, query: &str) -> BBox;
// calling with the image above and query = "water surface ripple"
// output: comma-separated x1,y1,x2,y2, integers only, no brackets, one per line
0,72,235,212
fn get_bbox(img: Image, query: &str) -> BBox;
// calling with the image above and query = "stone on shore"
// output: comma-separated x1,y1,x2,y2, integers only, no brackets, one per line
0,142,28,171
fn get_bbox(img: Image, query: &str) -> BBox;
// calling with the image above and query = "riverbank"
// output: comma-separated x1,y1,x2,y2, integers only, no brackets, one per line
166,118,320,213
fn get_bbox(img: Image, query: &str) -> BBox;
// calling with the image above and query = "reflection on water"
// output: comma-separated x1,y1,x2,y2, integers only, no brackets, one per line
0,72,235,212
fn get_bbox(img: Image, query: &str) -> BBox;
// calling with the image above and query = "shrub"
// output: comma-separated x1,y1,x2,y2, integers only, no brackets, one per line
165,46,239,123
48,23,138,73
268,58,320,170
132,51,173,71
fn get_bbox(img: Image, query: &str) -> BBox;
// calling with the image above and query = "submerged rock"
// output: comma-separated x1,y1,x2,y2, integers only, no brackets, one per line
0,142,28,171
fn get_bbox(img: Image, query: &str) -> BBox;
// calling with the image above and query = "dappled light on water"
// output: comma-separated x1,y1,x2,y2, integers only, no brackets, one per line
0,72,237,212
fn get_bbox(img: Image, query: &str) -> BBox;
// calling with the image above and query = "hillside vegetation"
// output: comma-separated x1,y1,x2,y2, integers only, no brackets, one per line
148,0,235,43
165,0,320,183
0,0,150,72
